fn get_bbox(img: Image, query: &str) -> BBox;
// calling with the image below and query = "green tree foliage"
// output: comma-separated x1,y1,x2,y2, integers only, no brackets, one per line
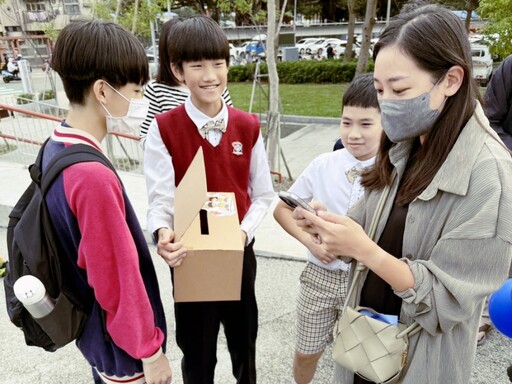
174,6,199,19
181,0,264,22
36,22,60,43
187,1,220,20
478,0,512,59
298,0,345,22
218,0,267,25
436,0,479,30
94,0,165,38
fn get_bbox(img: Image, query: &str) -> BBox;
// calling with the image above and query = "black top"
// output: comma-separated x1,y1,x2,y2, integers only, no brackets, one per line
353,200,409,384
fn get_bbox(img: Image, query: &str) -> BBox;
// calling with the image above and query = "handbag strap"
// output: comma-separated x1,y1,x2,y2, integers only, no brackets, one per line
343,176,393,309
341,171,423,337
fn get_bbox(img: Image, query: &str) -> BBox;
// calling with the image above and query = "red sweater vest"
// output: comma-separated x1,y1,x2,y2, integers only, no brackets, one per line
156,105,260,222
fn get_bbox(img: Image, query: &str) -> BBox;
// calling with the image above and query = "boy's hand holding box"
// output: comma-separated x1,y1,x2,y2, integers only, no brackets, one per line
173,147,244,302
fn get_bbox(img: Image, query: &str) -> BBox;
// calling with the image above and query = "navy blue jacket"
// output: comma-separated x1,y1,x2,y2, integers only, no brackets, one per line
484,54,512,149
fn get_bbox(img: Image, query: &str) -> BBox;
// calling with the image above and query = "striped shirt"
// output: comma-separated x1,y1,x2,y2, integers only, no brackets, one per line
140,80,233,142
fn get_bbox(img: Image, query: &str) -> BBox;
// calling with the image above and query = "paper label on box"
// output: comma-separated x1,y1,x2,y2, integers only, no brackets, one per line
202,193,236,217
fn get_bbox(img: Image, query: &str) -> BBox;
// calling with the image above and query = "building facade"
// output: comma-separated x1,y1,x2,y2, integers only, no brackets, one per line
0,0,93,67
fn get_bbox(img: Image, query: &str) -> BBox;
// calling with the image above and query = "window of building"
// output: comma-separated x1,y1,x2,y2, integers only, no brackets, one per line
64,0,80,15
25,0,46,12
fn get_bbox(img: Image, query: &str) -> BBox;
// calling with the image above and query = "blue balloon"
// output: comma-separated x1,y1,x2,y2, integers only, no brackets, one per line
489,279,512,338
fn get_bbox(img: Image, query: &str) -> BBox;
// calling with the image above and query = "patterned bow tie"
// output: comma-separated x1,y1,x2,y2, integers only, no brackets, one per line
345,166,363,184
200,118,226,138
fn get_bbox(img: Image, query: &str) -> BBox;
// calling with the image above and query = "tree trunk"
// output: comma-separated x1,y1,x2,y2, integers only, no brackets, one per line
344,0,356,60
464,0,479,32
131,0,139,34
321,0,338,22
356,0,378,76
464,9,471,31
265,0,285,171
114,0,122,23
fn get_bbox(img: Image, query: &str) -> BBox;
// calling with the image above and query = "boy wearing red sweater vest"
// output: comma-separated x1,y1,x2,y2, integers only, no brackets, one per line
143,16,274,384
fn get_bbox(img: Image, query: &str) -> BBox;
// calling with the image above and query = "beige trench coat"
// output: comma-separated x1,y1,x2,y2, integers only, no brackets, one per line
335,103,512,384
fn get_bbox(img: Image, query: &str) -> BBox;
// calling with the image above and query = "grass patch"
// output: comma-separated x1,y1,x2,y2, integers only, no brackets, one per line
228,82,348,118
0,144,17,155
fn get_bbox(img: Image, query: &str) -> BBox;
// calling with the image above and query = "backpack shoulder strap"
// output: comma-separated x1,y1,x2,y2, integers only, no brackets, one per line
38,143,119,195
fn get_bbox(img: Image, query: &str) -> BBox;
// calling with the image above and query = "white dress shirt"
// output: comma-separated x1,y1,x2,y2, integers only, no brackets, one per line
144,97,274,245
289,148,375,270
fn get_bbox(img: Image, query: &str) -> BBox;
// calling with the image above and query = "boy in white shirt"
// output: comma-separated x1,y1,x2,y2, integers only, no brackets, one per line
274,74,383,384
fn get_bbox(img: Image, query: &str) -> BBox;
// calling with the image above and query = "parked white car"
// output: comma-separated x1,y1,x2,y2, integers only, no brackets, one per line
295,38,322,54
471,44,493,86
233,41,251,59
356,35,380,50
321,41,362,59
306,38,344,56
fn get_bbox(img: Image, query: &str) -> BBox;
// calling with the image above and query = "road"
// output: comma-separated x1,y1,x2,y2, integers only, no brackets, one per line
0,69,62,102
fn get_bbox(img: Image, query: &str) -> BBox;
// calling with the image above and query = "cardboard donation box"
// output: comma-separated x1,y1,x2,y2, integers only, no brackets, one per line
173,147,244,302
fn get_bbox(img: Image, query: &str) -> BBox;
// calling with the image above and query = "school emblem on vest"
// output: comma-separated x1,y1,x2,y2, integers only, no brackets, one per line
232,141,243,155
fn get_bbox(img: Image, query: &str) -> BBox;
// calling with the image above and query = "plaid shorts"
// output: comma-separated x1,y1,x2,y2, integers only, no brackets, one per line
296,262,349,354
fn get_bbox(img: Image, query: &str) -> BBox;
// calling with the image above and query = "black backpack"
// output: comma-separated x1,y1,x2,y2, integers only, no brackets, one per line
4,140,117,351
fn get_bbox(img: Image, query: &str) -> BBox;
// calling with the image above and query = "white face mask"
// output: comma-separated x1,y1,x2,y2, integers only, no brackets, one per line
101,82,149,136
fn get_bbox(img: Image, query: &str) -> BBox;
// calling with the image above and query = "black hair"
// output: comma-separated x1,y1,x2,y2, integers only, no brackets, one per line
365,4,480,204
52,19,149,105
342,73,380,111
168,16,230,70
157,18,181,86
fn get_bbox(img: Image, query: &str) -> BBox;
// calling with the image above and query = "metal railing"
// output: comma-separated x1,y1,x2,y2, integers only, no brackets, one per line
0,102,144,174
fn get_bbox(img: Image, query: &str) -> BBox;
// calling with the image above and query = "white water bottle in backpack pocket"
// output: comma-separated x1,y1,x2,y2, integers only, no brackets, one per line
14,275,55,318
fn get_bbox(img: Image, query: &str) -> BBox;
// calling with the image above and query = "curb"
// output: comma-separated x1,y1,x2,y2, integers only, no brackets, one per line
0,204,306,263
255,250,306,262
257,113,340,125
0,202,304,263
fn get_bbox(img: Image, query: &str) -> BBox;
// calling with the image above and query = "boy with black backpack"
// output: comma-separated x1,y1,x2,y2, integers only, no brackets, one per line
4,20,172,384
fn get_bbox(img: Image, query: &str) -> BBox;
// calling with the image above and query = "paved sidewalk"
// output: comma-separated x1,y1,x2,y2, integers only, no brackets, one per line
0,120,341,384
0,119,342,259
0,119,510,383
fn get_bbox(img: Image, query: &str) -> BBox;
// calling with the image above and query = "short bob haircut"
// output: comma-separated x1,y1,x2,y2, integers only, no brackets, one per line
342,73,380,111
156,18,181,86
363,4,481,204
52,19,149,105
167,16,230,70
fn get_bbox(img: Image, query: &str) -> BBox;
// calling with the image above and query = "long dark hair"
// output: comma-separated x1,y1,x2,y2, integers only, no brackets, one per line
362,4,482,205
156,18,181,86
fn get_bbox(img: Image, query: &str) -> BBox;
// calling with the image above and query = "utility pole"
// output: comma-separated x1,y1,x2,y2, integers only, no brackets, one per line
293,0,297,41
147,0,158,69
386,0,391,26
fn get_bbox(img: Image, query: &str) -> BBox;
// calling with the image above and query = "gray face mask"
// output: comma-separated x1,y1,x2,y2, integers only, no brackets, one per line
379,89,441,143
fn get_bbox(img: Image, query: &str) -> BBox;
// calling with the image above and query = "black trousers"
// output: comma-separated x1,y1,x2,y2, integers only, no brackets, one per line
174,240,258,384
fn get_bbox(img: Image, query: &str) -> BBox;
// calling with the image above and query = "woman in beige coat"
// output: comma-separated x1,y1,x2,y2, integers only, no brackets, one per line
293,4,512,384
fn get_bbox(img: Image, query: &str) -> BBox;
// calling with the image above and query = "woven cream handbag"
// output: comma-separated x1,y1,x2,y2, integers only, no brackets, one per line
332,182,422,384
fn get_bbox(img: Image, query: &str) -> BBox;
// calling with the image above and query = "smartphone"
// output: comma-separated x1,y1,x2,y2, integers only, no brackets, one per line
278,191,317,215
